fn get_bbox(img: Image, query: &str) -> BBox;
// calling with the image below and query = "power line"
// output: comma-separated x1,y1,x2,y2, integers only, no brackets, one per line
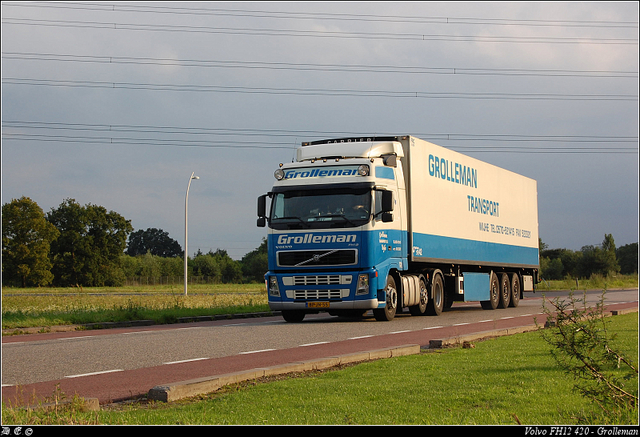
3,51,637,78
3,134,634,154
2,17,637,45
3,77,637,101
3,121,637,154
3,121,637,144
5,2,638,29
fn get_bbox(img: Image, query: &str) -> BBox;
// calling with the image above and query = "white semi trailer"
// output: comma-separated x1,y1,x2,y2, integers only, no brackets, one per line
257,136,539,322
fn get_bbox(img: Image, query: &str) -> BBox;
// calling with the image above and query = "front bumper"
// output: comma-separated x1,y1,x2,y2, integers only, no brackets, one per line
266,269,382,311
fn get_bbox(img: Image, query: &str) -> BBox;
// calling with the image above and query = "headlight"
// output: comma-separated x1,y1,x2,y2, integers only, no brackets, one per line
268,276,280,297
356,274,369,295
274,168,285,180
357,164,370,176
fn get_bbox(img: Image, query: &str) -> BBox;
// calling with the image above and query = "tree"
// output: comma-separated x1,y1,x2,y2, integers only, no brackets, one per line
540,291,638,422
126,228,182,258
540,256,564,280
211,249,243,283
47,198,133,286
578,234,620,278
191,249,242,283
241,238,268,282
2,197,59,287
616,242,638,275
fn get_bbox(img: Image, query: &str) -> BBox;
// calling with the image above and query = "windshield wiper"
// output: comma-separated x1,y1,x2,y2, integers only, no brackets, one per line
272,216,309,228
316,214,357,226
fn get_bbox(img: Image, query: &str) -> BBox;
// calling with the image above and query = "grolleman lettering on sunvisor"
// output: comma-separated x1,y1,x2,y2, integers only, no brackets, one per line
277,233,357,245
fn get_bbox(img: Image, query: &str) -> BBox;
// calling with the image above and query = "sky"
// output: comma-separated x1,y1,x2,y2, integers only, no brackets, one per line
1,2,638,260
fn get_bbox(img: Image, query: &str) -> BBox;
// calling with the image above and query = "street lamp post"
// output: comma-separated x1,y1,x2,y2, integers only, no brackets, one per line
184,171,199,296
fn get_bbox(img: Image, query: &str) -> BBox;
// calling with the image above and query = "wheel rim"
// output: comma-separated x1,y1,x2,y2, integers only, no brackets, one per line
490,275,499,302
501,275,510,303
387,283,397,310
512,275,520,305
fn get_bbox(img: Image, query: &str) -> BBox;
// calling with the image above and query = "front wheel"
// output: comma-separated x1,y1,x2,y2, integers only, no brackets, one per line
373,275,398,321
282,310,305,323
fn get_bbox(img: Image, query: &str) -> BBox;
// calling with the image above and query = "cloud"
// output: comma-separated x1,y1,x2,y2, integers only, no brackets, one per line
2,2,638,259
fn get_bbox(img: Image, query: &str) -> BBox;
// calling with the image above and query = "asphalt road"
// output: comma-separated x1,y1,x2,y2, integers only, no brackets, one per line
2,288,637,407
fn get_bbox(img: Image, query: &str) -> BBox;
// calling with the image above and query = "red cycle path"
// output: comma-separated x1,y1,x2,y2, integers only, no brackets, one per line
2,301,636,408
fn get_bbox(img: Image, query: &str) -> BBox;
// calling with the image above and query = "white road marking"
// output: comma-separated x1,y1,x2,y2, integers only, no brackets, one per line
64,369,124,378
299,341,329,347
163,357,209,365
238,349,276,355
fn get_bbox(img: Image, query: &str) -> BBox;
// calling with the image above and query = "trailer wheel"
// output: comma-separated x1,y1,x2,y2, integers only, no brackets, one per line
498,273,511,309
481,272,499,310
409,275,428,316
282,310,305,323
510,273,521,308
426,273,444,316
373,275,398,321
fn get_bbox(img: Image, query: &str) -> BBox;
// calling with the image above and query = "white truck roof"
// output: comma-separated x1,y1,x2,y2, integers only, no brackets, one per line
296,138,405,162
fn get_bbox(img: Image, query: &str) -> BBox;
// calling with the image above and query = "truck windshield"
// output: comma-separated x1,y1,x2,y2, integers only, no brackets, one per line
270,187,372,229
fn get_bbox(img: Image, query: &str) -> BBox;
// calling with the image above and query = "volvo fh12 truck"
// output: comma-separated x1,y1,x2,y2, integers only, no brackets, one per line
257,135,539,322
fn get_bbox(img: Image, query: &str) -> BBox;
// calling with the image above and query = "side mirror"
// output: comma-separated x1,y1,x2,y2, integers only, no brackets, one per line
257,194,268,228
381,190,394,222
382,190,394,213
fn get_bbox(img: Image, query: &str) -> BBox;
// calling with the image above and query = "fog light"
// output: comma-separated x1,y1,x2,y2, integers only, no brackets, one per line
356,274,369,295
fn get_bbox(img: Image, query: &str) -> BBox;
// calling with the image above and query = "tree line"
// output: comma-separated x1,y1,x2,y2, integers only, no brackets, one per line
2,197,266,287
2,196,637,288
540,235,637,280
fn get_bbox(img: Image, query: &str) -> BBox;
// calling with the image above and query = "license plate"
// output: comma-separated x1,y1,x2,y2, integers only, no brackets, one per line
307,302,330,308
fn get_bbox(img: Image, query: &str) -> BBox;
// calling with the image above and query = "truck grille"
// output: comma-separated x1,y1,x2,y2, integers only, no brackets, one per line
294,289,343,300
277,250,357,267
296,275,341,285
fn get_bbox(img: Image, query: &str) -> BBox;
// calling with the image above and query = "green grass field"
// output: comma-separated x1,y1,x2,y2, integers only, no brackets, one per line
1,283,268,331
3,312,637,425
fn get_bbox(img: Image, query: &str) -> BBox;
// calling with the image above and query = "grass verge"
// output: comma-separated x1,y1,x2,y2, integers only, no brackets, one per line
3,312,636,425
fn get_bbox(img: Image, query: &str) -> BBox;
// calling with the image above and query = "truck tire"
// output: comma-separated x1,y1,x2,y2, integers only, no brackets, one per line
373,275,398,321
408,275,428,316
426,272,444,316
498,273,511,309
282,310,305,323
510,273,521,308
481,272,499,310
